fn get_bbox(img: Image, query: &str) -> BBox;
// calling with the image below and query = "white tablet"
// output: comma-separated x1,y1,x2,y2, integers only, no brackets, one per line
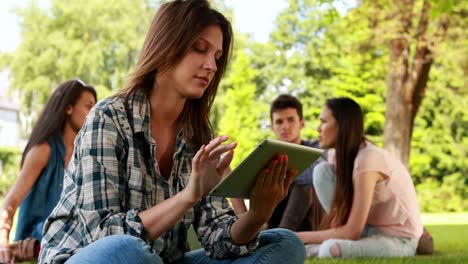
209,138,323,198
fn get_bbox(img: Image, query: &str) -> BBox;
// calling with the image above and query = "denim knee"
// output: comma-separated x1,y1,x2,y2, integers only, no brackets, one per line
66,234,162,264
269,228,306,262
105,235,154,255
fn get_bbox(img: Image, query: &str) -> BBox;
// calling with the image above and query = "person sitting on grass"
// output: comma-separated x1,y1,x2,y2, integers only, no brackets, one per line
297,97,425,258
231,94,326,232
0,79,97,263
39,1,306,263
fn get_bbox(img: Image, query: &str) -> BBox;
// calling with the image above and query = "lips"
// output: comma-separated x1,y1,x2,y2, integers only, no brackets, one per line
194,76,209,86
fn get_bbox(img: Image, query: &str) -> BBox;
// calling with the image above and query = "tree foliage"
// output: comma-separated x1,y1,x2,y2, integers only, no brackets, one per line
0,0,161,135
215,0,466,211
0,0,465,211
0,147,21,197
216,51,270,167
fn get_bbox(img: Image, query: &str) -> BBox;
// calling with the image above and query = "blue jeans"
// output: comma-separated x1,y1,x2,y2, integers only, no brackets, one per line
65,228,305,264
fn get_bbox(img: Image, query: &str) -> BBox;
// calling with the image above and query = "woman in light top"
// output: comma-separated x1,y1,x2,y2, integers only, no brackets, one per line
298,97,423,258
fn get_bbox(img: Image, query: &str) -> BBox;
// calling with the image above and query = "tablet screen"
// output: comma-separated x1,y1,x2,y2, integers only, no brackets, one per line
209,138,323,198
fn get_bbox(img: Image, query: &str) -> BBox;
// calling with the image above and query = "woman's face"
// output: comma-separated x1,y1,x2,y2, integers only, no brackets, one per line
317,106,338,149
66,91,96,133
157,24,223,99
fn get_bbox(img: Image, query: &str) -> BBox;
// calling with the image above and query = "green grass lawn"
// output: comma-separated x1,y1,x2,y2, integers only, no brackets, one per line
189,213,468,263
304,212,468,263
7,211,468,264
303,224,468,264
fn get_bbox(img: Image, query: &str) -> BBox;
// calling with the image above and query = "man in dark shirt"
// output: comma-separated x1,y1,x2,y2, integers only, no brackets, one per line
266,94,326,231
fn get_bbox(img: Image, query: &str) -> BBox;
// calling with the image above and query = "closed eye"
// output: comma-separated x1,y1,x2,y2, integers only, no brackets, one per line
193,46,207,53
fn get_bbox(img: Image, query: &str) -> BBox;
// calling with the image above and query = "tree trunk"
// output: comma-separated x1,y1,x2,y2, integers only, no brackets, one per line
383,0,435,167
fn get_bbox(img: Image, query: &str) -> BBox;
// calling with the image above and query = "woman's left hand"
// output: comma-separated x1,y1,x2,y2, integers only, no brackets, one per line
247,154,297,224
186,135,237,201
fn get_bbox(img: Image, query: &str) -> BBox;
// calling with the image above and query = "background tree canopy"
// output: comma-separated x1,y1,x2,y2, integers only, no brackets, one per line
0,0,466,212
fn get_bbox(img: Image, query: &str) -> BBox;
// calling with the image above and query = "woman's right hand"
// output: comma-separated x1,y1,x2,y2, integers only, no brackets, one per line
185,135,237,202
0,247,13,264
0,226,12,263
0,200,14,263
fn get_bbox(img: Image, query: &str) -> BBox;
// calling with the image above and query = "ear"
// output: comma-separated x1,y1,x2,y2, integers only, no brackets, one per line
66,105,73,116
300,118,305,129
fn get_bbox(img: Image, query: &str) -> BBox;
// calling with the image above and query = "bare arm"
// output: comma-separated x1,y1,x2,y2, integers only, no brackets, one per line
0,143,50,262
138,188,199,240
297,171,381,244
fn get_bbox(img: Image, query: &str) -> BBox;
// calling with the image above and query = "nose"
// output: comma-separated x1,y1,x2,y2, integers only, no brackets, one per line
203,55,217,73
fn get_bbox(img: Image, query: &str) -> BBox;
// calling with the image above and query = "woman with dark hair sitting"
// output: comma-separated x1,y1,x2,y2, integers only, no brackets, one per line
0,80,96,263
297,97,427,258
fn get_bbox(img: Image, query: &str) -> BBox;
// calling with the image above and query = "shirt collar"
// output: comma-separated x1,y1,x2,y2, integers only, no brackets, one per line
127,89,189,156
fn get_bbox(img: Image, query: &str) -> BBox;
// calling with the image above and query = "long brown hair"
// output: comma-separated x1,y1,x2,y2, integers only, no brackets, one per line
322,97,364,228
120,0,233,148
21,79,97,167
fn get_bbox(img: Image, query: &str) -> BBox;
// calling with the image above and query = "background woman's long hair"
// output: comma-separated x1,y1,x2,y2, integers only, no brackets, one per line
120,0,233,148
21,79,96,167
322,97,365,228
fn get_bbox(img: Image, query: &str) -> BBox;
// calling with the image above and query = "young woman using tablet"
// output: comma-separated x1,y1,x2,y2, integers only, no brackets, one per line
39,1,305,263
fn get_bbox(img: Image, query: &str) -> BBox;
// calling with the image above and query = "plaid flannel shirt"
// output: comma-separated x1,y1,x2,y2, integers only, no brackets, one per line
39,90,259,264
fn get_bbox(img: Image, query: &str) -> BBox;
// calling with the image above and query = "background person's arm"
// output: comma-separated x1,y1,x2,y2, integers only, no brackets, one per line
297,171,381,244
0,143,50,262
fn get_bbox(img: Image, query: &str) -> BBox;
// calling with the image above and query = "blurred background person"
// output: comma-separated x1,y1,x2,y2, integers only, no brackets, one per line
0,79,96,263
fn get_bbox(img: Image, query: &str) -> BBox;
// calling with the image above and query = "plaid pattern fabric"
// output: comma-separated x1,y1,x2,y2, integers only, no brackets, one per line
39,90,259,264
